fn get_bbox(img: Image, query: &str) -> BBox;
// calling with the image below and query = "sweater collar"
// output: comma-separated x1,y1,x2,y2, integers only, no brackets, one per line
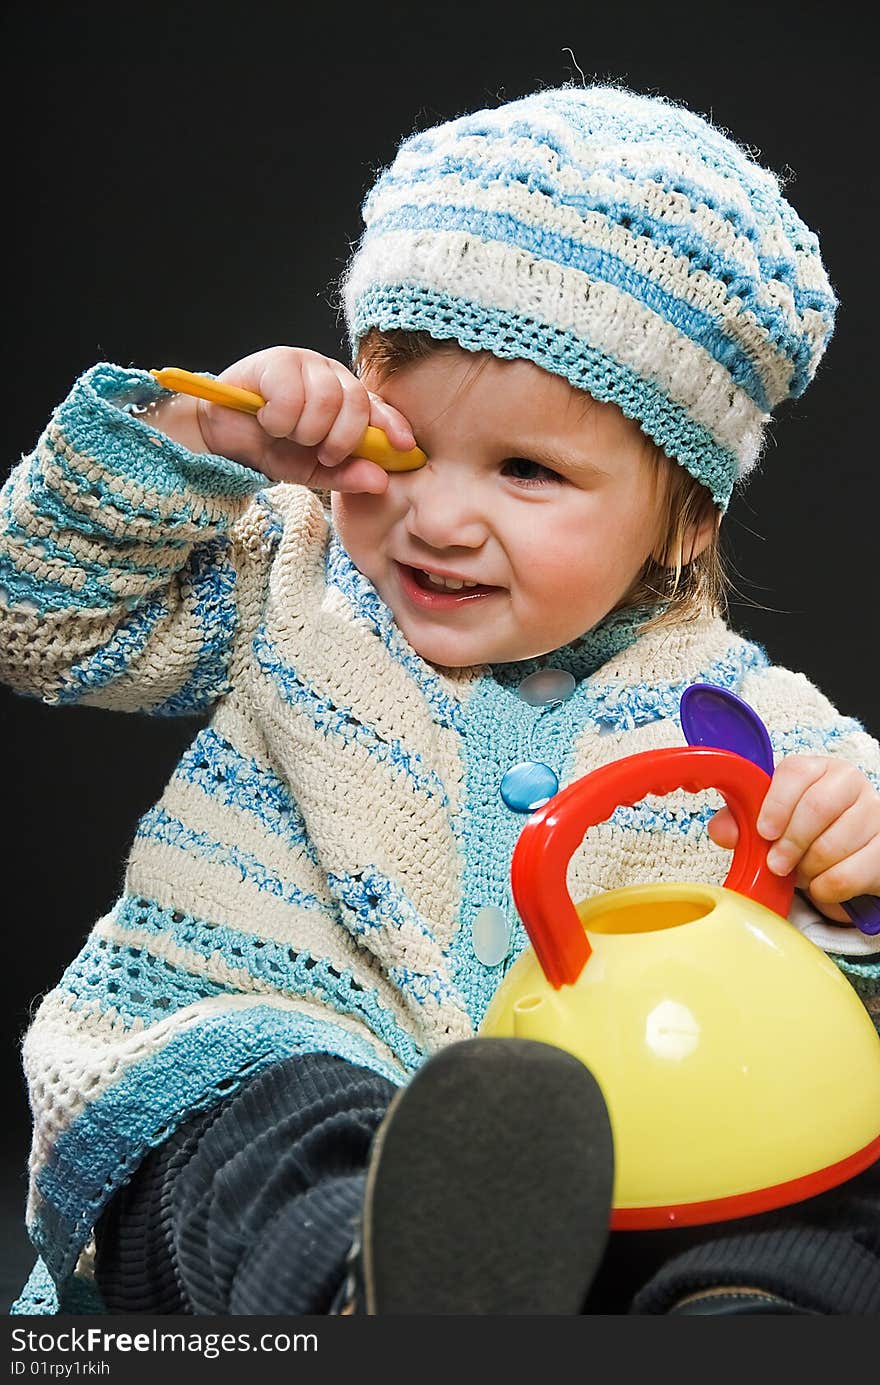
486,604,660,688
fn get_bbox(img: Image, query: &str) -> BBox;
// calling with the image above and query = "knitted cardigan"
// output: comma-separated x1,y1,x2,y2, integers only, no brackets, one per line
3,364,879,1315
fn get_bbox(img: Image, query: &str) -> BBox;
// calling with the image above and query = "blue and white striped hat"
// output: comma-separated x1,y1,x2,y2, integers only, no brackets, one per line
342,85,837,510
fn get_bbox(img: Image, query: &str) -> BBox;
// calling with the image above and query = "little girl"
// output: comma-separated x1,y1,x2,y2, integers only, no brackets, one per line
4,84,880,1317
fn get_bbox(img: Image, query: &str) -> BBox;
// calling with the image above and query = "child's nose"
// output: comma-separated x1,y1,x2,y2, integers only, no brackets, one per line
403,460,490,549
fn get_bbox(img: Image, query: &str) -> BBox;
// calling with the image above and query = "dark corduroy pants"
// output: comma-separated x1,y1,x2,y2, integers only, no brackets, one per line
94,1050,880,1315
590,1160,880,1314
94,1052,397,1315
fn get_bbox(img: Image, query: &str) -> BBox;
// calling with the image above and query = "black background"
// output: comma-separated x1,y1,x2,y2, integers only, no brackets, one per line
1,0,877,1306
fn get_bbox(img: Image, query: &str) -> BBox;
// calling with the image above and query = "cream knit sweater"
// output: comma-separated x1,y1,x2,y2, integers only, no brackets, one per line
3,363,879,1313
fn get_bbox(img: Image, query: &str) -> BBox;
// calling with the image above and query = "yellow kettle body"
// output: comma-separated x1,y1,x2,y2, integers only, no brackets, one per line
479,745,880,1229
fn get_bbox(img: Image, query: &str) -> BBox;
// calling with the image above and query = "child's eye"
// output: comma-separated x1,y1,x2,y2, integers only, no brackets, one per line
501,457,559,487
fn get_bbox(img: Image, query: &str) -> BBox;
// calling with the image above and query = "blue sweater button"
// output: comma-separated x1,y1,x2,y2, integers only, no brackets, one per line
471,905,510,966
517,669,576,706
500,761,559,812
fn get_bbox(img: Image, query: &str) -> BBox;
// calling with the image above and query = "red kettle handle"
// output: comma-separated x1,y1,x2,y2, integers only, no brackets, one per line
510,746,795,989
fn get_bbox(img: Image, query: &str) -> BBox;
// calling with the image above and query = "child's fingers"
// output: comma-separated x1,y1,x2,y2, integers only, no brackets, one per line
807,834,880,907
366,391,417,452
220,349,306,440
706,805,739,850
288,356,346,448
760,758,864,876
790,796,880,885
250,352,379,476
756,755,827,841
313,366,373,468
193,349,391,493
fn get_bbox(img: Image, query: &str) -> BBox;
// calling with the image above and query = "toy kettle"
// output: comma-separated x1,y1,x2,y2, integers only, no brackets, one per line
479,743,880,1228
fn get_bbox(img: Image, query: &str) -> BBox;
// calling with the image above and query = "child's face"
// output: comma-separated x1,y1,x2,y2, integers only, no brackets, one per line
332,349,665,668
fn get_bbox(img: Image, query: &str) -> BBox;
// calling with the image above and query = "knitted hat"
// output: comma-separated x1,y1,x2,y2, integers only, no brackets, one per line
342,85,837,510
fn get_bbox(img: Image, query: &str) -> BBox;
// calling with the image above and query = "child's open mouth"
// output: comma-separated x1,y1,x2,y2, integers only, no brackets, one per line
396,563,501,609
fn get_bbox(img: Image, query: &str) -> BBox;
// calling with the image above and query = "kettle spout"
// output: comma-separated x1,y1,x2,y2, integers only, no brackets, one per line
512,992,565,1044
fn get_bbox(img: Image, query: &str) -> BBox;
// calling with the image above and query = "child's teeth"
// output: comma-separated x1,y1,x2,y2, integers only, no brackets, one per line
424,572,477,591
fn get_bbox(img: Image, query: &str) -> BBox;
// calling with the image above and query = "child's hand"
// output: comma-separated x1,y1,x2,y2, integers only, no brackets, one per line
152,347,416,494
707,756,880,922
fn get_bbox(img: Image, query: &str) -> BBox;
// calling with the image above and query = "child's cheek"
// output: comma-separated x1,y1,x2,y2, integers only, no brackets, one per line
332,492,394,570
515,517,588,590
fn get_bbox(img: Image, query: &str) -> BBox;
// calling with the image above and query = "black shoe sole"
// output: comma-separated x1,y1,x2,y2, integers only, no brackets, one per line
361,1037,614,1314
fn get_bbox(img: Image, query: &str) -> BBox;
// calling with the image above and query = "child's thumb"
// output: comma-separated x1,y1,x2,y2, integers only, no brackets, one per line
707,806,739,850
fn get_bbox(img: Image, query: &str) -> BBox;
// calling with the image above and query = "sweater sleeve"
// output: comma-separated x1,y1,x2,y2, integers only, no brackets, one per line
739,661,880,794
739,658,880,960
0,362,274,715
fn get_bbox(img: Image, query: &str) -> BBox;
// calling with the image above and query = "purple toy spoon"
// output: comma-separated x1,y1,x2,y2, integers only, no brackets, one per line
680,682,880,936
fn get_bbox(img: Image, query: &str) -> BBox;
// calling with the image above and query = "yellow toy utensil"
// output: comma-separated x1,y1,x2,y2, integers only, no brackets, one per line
149,366,427,472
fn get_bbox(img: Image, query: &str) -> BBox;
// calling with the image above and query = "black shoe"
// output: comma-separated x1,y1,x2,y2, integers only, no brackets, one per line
668,1289,816,1315
341,1037,614,1315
